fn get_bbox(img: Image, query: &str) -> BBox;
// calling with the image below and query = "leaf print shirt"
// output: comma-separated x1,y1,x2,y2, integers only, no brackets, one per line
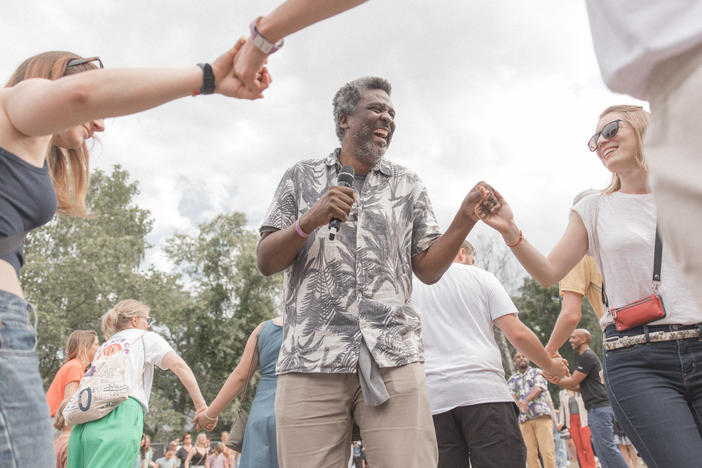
261,149,442,374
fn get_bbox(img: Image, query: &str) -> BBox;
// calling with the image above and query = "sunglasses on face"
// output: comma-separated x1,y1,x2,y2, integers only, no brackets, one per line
66,56,104,69
588,119,624,152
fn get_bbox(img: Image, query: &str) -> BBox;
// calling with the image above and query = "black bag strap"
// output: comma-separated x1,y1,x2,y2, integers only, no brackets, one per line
652,225,663,292
593,195,663,308
0,232,27,257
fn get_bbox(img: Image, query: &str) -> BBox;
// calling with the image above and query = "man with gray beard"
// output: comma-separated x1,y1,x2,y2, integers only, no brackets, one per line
257,76,493,468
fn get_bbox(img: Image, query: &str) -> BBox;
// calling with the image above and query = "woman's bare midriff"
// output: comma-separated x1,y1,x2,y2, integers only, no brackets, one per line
0,260,23,299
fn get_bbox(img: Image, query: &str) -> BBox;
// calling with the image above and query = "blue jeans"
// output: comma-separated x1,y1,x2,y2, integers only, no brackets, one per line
586,406,628,468
603,324,702,468
0,290,54,467
552,420,568,468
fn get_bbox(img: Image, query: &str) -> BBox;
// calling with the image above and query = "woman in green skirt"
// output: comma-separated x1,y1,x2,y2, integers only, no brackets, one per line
67,299,210,468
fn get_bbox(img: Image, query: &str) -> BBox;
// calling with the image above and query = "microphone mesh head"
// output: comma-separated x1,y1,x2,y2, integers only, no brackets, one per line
338,165,355,186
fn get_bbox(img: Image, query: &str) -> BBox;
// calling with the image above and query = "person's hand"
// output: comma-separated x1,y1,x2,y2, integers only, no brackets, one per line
233,37,270,94
557,423,564,431
299,186,356,233
544,357,568,380
472,183,519,239
518,400,529,413
460,181,500,224
193,407,218,432
211,38,272,100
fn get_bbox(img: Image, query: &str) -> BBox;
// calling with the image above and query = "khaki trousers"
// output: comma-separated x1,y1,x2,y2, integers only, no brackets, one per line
520,415,555,468
275,362,438,468
646,43,702,311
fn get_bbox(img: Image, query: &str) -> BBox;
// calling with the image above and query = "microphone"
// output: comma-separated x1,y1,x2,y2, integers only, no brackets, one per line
329,165,355,240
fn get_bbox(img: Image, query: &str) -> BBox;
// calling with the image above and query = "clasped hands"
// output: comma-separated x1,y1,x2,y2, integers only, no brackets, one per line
543,351,571,383
192,406,219,432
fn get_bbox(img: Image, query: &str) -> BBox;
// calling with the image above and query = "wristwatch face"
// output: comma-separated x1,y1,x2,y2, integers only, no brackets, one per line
253,34,273,54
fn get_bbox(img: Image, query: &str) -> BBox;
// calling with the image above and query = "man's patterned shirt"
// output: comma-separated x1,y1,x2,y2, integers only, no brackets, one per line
261,149,441,374
507,367,553,423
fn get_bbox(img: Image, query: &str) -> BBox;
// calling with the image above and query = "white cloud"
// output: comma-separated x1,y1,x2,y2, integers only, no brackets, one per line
1,0,644,275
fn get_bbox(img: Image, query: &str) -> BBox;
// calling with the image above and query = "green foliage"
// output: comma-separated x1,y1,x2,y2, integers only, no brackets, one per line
24,165,281,442
23,166,158,384
510,277,603,406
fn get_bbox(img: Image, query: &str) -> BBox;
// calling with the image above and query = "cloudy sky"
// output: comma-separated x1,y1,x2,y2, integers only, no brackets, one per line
2,0,643,276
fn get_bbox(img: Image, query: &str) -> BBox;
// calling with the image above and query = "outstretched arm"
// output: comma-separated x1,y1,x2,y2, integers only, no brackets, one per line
495,314,567,379
234,0,368,91
161,352,207,413
412,183,492,284
192,322,264,430
478,185,589,286
2,39,269,139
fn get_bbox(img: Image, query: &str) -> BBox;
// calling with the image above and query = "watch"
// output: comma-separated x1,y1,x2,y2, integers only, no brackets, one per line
196,63,215,95
249,17,284,55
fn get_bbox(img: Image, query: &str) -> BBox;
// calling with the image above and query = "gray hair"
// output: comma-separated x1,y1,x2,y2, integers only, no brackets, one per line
332,76,392,141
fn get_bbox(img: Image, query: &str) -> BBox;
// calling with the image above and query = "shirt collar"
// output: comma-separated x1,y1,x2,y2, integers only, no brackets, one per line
325,148,393,177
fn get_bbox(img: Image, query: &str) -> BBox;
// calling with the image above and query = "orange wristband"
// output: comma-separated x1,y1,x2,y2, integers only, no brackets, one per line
506,230,524,248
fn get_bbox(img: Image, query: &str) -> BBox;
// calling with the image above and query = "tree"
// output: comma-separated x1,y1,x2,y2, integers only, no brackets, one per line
149,213,282,438
22,165,179,384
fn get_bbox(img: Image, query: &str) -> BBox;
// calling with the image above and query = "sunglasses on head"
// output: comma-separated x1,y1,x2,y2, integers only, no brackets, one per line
588,119,624,152
66,56,104,69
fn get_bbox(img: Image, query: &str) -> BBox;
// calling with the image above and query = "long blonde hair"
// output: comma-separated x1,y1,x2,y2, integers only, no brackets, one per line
597,105,649,194
101,299,150,339
64,329,98,364
5,51,100,217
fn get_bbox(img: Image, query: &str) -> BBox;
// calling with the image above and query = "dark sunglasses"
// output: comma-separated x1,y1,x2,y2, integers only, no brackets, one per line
588,119,624,152
67,56,104,69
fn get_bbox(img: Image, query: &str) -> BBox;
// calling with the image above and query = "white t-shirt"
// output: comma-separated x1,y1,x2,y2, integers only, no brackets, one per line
574,192,701,327
585,0,702,100
412,263,516,415
97,328,173,412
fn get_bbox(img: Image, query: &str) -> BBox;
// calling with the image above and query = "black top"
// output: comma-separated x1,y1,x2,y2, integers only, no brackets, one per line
576,348,610,410
0,147,57,276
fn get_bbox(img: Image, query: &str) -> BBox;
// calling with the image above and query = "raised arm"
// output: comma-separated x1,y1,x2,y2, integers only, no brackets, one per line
192,323,264,431
479,187,589,286
161,352,207,414
495,314,567,379
234,0,368,91
2,39,270,139
412,183,491,284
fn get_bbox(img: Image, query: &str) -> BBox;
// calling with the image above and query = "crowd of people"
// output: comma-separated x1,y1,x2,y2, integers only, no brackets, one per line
2,0,702,467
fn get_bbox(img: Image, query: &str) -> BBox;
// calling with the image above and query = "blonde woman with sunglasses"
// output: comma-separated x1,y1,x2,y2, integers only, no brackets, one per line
478,105,702,467
67,300,207,468
0,48,269,467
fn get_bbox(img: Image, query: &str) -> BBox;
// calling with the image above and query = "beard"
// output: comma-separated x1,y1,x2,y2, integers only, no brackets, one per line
351,121,389,166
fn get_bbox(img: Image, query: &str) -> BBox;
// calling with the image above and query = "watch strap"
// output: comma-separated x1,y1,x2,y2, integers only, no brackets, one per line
249,17,284,55
196,63,215,95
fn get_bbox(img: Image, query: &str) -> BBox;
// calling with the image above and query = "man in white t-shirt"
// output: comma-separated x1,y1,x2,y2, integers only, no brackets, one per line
413,240,567,468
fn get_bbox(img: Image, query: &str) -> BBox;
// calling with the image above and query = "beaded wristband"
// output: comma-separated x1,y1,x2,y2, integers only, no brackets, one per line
506,230,524,248
295,219,310,239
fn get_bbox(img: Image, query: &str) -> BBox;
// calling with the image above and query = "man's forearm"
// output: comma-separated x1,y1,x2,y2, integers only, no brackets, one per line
496,314,555,373
525,386,543,402
555,377,580,392
412,211,476,284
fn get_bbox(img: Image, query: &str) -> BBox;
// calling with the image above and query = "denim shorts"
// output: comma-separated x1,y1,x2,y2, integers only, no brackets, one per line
0,289,54,467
